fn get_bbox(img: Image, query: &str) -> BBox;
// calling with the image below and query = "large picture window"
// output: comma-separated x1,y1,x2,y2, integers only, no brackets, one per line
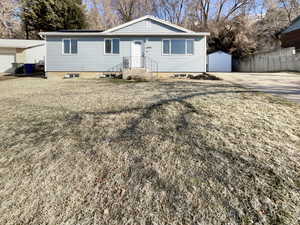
162,39,194,55
171,40,185,54
105,39,120,54
63,39,78,55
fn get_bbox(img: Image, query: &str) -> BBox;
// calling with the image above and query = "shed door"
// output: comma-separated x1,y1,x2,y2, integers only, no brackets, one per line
208,52,232,72
0,54,15,73
131,41,143,68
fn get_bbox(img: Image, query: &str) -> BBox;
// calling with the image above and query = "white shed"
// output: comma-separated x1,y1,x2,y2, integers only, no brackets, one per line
0,39,45,73
208,51,232,72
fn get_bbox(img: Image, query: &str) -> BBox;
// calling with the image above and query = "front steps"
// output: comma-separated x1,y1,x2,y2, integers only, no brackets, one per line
122,68,154,80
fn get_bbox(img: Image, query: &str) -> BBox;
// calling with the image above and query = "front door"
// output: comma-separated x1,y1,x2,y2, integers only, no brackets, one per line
131,41,143,68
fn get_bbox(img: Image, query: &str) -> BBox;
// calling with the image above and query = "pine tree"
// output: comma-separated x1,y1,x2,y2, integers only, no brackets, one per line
21,0,87,39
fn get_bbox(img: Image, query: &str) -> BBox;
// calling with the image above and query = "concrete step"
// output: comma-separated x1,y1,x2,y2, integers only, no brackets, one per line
123,68,147,73
123,68,154,80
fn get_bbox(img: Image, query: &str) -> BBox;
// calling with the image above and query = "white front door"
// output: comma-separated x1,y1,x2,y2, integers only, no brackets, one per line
131,41,143,68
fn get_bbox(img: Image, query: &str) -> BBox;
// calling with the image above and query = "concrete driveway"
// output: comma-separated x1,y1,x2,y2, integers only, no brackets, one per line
210,72,300,103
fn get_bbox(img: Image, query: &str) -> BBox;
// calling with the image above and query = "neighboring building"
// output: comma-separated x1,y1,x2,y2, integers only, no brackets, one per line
279,16,300,49
40,15,210,79
208,51,232,72
0,39,45,73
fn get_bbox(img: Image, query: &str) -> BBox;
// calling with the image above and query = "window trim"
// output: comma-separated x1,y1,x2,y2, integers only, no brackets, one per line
62,39,78,55
104,38,120,55
162,38,194,56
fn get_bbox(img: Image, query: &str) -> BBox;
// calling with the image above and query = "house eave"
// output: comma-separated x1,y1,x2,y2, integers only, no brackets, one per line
39,32,210,38
0,39,45,48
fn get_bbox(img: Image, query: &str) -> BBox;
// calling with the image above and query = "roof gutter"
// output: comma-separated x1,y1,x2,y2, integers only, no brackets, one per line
0,43,45,49
39,32,210,37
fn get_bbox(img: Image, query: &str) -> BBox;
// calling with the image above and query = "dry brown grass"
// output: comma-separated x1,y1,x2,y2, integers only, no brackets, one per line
0,77,299,225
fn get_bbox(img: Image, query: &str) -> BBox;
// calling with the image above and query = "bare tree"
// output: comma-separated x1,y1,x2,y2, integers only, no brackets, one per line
0,0,21,38
86,0,104,30
112,0,155,22
155,0,188,25
85,0,119,29
114,0,137,22
278,0,300,23
186,0,254,29
252,0,300,52
176,0,256,56
85,0,154,28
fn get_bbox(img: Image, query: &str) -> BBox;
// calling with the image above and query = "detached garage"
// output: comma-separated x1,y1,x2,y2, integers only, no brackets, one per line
208,51,232,72
0,48,16,73
0,39,45,73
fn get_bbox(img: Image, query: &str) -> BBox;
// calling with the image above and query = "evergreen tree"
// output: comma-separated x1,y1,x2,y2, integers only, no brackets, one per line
21,0,86,39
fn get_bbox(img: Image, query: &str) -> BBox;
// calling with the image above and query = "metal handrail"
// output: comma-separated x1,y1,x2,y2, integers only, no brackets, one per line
122,56,158,76
107,56,159,77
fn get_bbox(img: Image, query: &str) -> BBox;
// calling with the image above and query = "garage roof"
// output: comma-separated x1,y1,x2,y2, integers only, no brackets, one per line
0,39,45,49
281,15,300,34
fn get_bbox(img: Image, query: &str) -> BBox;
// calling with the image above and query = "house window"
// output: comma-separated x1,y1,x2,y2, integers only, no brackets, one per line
105,39,120,54
63,39,78,55
162,39,194,55
105,39,112,53
187,40,194,55
163,40,170,54
171,40,186,54
71,40,78,54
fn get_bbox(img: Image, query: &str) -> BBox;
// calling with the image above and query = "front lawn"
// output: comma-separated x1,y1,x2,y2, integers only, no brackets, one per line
0,77,299,225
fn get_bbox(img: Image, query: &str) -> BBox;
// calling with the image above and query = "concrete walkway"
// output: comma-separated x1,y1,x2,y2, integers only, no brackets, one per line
210,72,300,103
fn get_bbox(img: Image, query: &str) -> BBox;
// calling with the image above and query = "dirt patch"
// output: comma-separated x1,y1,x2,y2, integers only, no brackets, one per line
0,75,19,82
0,78,299,225
174,73,221,80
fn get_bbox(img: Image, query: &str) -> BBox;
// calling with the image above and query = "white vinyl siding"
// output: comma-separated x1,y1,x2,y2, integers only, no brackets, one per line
46,36,206,73
162,39,194,55
111,19,185,34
